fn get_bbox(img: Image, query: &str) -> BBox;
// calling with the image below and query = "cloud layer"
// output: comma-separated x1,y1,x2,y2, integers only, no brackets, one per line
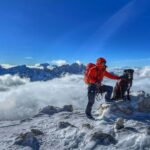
0,75,29,92
50,60,67,66
0,66,150,120
0,75,87,120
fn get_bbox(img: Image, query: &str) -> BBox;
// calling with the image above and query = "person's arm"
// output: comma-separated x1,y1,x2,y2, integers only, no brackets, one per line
104,71,120,80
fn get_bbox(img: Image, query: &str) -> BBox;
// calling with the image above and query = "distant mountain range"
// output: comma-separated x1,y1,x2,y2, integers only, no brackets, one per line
0,63,85,81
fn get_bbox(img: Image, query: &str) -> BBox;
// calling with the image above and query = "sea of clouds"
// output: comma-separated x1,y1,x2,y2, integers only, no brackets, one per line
0,75,87,120
0,66,150,120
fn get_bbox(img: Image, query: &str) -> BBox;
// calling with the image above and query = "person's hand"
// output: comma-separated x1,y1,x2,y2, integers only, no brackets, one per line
119,76,127,80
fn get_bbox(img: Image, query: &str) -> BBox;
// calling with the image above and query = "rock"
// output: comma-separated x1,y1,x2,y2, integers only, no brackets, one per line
20,118,32,123
39,105,73,116
14,132,40,150
146,126,150,135
31,129,44,136
64,115,70,119
58,121,75,129
109,102,134,115
137,97,150,113
137,91,146,98
40,106,60,115
115,118,124,130
90,131,117,145
63,105,73,112
146,93,150,97
82,123,93,129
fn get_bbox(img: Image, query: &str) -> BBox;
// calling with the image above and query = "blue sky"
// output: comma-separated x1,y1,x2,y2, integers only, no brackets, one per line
0,0,150,67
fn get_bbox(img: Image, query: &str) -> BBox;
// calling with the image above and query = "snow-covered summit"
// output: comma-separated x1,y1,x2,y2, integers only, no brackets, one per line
0,91,150,150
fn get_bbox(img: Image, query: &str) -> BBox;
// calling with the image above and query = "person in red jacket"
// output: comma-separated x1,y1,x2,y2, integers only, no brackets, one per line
85,57,120,119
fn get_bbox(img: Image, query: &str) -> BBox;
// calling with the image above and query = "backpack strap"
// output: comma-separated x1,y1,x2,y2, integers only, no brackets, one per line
95,66,98,83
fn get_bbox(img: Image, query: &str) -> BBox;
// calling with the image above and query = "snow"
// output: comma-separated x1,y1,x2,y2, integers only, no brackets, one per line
0,101,149,150
27,64,44,70
50,60,67,67
75,60,82,65
0,66,149,149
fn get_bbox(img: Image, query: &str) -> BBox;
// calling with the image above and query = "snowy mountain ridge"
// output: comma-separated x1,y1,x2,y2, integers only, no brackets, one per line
0,63,85,81
1,62,150,82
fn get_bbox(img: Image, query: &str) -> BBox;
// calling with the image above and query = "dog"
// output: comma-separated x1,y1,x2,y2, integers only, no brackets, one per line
112,69,134,101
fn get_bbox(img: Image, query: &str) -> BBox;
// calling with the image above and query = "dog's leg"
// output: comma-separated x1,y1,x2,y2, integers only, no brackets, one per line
112,86,118,100
127,88,131,101
122,88,126,101
119,83,125,101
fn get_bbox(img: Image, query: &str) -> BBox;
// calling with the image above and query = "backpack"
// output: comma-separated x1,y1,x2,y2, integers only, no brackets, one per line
84,63,98,84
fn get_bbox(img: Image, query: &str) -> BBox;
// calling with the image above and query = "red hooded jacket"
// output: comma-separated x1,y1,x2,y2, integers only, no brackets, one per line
87,64,120,84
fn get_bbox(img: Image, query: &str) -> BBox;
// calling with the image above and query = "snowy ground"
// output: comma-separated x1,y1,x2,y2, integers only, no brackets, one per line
0,66,150,150
0,98,149,150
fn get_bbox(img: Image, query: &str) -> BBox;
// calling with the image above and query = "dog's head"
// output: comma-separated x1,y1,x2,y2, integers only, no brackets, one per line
123,69,134,80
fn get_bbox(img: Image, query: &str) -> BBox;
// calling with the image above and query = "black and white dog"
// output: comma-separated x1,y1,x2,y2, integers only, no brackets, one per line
112,69,134,101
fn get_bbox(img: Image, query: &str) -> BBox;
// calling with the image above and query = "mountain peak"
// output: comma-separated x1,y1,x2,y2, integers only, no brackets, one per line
0,63,85,81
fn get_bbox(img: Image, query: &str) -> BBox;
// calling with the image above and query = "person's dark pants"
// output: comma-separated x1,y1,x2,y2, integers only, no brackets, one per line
85,84,113,116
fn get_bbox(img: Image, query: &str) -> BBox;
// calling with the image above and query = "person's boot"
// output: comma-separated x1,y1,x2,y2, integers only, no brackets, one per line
105,98,113,103
86,113,95,120
111,98,116,101
85,104,95,120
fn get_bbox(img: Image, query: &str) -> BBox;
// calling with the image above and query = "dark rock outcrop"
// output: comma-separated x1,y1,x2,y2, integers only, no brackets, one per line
14,129,43,150
63,105,73,112
14,132,40,150
90,131,117,145
114,118,125,130
39,105,73,116
146,126,150,135
31,129,44,136
58,122,75,129
137,96,150,113
82,123,94,129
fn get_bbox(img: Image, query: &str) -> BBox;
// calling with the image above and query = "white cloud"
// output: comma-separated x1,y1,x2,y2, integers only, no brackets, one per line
0,75,87,120
75,60,82,65
1,64,15,69
47,66,55,70
50,60,67,66
0,74,29,87
27,64,55,70
139,66,150,77
0,75,29,92
27,64,44,69
25,56,33,60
